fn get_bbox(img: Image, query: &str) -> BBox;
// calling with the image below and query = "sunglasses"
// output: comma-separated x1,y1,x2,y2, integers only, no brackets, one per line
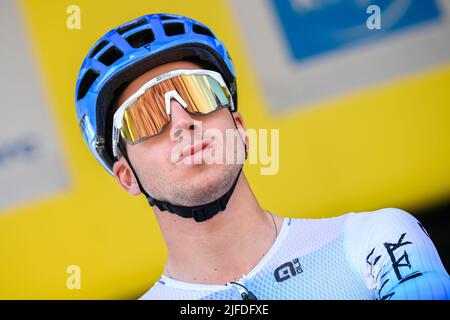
112,69,235,158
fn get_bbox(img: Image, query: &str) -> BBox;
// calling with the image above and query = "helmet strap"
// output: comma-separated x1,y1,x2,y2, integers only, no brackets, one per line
118,140,247,223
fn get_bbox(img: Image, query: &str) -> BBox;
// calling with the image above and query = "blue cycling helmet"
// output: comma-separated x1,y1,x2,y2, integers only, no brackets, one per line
75,13,237,175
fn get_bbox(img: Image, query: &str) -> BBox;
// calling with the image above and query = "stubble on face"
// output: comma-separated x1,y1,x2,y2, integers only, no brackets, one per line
135,138,244,206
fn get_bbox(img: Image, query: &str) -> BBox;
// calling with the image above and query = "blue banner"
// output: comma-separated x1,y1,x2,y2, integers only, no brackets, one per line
270,0,442,61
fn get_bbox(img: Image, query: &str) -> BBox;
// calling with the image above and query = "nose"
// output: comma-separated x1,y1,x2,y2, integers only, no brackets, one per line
168,99,201,142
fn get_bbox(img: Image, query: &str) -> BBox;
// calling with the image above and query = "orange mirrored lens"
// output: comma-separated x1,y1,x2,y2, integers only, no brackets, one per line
120,74,232,144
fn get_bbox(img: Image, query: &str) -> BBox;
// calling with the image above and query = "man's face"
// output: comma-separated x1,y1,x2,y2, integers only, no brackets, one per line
112,60,247,207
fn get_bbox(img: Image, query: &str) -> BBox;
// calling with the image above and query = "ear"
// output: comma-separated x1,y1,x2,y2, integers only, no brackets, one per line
112,157,142,196
232,111,249,150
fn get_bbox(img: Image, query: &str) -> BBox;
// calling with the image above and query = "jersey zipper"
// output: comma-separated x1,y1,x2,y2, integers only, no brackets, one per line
227,276,258,300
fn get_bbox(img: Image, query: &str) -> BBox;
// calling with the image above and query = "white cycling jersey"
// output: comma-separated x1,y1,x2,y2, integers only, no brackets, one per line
139,208,450,300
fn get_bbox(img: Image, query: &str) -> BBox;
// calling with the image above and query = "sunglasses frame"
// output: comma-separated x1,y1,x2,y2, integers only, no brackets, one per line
111,69,235,158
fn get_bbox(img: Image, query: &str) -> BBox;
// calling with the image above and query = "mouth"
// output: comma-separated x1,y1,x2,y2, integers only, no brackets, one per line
175,139,213,165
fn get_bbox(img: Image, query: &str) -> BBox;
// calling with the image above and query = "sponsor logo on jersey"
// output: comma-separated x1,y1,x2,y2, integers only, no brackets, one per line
274,257,303,282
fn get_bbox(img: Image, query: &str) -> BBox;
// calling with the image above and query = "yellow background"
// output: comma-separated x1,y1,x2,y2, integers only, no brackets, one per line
0,0,449,299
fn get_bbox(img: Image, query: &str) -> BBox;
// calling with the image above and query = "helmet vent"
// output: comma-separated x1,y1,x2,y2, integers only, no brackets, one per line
77,69,99,101
88,40,109,58
163,22,185,36
192,24,215,38
116,18,147,35
159,15,179,21
125,29,155,48
98,46,124,66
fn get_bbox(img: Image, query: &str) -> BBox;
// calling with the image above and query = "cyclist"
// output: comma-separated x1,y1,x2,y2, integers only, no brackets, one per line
75,13,450,300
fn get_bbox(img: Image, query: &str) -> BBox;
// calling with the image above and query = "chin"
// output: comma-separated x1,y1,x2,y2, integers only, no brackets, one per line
171,163,239,206
187,163,225,187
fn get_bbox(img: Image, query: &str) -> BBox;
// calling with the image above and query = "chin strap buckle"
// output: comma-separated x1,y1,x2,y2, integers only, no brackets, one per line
191,208,208,222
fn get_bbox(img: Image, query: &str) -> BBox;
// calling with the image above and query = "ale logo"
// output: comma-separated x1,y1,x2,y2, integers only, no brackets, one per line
274,257,303,282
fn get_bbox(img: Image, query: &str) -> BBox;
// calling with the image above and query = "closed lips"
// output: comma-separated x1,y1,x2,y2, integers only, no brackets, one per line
176,140,212,163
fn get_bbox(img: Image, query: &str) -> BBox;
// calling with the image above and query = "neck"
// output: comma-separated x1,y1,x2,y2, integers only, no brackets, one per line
153,173,284,285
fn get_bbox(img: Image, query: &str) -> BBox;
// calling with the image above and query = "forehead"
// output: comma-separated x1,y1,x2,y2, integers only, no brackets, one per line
117,60,205,106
